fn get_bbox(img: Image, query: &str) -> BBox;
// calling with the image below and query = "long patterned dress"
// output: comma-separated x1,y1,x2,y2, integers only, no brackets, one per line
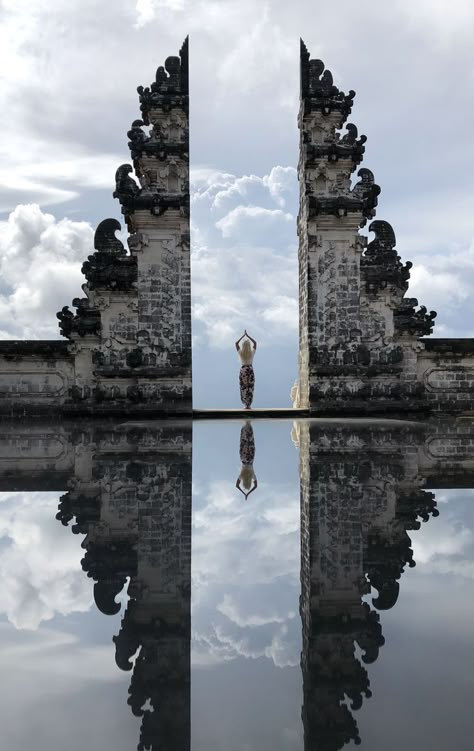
239,364,255,408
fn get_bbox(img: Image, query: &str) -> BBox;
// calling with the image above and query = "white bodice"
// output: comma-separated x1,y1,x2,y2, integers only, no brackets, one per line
239,349,255,366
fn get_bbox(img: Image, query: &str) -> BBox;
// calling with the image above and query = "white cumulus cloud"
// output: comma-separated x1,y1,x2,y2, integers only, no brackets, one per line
0,204,92,339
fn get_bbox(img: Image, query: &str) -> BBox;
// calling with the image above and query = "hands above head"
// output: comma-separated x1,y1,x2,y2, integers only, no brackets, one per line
235,331,247,347
245,330,257,348
235,329,257,349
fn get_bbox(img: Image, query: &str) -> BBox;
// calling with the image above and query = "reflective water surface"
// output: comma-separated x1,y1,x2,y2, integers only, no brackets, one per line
0,418,473,750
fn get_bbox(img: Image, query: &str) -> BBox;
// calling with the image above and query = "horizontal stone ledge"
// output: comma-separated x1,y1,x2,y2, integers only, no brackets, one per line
308,401,431,417
310,366,404,376
0,340,72,358
420,338,474,354
0,472,72,491
93,366,191,378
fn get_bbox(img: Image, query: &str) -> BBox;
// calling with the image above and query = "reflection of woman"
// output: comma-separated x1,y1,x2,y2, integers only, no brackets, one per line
236,421,257,500
235,330,257,410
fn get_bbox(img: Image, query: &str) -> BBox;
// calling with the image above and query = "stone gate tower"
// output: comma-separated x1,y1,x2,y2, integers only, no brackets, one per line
0,39,192,416
296,41,441,414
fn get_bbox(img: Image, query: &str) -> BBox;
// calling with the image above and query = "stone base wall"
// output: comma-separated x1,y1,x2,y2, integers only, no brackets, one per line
0,341,192,417
418,339,474,413
0,342,74,416
64,375,192,415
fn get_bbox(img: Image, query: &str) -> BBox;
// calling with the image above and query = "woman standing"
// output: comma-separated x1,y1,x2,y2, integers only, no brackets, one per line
235,330,257,409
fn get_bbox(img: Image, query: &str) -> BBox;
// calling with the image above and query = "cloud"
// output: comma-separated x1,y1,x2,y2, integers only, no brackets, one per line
0,204,91,339
191,167,298,349
215,205,293,240
403,240,474,336
216,4,294,102
395,0,474,40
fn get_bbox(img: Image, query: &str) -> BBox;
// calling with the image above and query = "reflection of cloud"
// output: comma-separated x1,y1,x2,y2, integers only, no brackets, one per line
0,492,92,630
410,489,474,579
217,592,295,627
0,622,138,751
192,476,300,669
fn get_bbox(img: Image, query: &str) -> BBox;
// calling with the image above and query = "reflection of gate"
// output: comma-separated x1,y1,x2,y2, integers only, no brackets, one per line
296,417,473,749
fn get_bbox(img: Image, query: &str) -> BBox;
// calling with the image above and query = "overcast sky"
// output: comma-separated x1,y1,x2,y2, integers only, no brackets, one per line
0,0,474,406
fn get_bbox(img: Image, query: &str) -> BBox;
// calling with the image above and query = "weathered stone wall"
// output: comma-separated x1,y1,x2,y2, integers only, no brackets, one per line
0,342,74,416
0,41,192,416
115,41,192,413
296,42,442,414
418,339,474,414
297,43,371,409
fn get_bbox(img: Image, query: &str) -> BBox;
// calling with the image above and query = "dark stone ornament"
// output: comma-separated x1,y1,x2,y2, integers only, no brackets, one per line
341,123,360,145
366,490,438,610
94,218,126,255
127,119,148,160
362,220,413,293
81,538,137,615
308,193,365,219
113,164,141,203
56,306,74,338
113,603,141,671
56,491,100,534
81,218,137,291
137,37,189,124
394,298,437,337
126,348,144,368
352,168,381,226
300,39,355,121
57,298,101,339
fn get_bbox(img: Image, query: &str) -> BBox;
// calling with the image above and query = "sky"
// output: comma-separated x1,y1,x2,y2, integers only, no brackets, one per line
0,0,474,406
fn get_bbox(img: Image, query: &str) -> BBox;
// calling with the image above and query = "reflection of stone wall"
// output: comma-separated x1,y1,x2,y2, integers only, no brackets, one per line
297,420,450,750
55,421,192,751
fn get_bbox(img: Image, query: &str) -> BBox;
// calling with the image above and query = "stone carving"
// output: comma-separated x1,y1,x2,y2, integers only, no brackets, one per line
81,219,137,291
351,168,381,225
57,298,101,338
137,36,189,124
300,40,355,120
127,119,148,160
394,298,437,337
361,221,413,294
341,123,363,145
94,217,126,255
305,123,367,166
296,43,455,413
128,232,149,253
113,164,141,202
